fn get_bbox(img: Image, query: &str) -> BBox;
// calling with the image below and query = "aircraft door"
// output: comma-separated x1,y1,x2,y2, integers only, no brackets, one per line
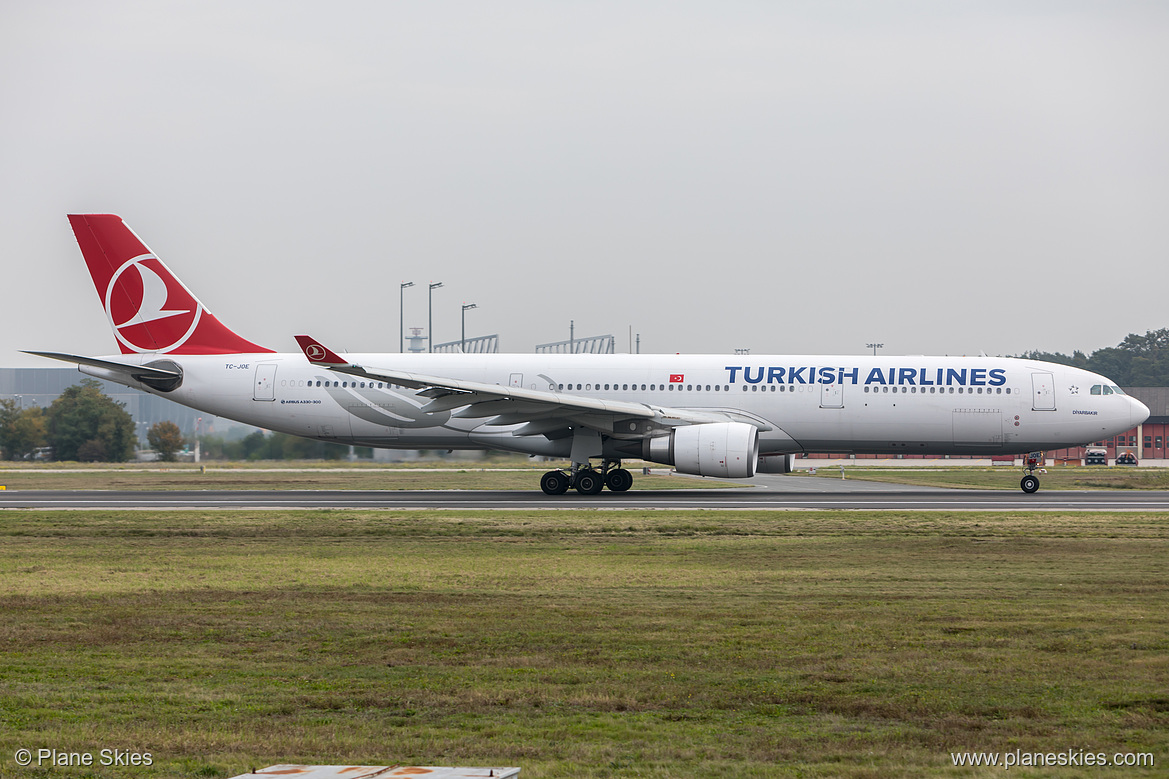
253,363,277,401
510,373,523,388
1031,372,1056,411
820,382,843,409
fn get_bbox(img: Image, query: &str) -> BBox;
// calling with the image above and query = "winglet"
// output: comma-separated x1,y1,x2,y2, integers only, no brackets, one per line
295,335,348,365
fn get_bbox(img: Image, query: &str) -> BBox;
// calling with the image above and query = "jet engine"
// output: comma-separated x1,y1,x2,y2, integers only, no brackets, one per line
642,422,759,478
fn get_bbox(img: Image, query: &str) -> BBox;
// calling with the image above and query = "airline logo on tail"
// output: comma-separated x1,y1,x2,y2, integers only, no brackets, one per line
69,214,272,355
106,254,202,353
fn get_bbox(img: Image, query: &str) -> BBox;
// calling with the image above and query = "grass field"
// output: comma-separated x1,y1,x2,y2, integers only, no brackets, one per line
1,509,1165,777
803,466,1169,491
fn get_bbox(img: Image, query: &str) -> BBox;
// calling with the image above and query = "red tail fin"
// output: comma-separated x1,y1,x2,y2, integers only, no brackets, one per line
68,214,272,355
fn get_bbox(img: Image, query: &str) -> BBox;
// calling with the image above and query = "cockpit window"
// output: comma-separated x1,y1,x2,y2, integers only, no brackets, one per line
1112,386,1126,395
1103,386,1114,395
1090,385,1102,395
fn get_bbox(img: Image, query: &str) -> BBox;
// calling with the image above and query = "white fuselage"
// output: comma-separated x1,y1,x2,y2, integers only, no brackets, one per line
84,352,1146,464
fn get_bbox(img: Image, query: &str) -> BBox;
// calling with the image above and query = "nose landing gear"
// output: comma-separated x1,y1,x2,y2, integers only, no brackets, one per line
1020,452,1046,494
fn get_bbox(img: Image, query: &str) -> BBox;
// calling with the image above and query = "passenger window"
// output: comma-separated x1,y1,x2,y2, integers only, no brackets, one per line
687,385,693,391
669,384,674,391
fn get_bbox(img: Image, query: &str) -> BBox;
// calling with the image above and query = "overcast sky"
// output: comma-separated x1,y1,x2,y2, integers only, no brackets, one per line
2,1,1167,367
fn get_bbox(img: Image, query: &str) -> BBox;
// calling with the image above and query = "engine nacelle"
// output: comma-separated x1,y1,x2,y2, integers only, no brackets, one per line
643,422,759,478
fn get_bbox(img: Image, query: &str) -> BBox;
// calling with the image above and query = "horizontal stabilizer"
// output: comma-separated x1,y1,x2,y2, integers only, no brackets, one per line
23,351,181,380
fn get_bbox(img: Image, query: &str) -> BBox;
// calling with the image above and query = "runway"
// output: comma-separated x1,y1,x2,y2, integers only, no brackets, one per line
5,477,1169,510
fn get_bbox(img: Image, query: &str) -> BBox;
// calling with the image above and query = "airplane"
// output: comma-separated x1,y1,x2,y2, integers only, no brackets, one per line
28,214,1150,495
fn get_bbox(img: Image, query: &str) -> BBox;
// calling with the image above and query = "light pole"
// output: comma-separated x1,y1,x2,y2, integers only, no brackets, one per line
428,282,443,352
866,342,884,356
399,282,414,353
461,303,477,352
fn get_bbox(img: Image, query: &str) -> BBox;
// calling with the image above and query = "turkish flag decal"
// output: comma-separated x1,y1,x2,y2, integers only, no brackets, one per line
669,374,684,383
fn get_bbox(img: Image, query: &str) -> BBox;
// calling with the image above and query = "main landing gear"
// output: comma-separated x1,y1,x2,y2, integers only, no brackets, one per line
540,461,634,496
1020,452,1046,494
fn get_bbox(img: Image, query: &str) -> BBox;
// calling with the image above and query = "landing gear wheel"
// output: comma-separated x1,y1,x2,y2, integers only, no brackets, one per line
605,468,634,492
574,470,604,495
1020,474,1040,494
540,470,570,495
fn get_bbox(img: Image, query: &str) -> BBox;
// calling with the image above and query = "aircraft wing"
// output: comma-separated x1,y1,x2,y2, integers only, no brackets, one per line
23,351,183,382
295,336,770,439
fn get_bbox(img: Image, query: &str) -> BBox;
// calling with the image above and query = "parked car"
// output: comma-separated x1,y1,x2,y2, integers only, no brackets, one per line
1116,451,1139,466
1085,448,1108,466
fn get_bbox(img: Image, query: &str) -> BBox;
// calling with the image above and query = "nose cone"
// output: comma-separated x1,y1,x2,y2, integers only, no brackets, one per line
1130,396,1151,428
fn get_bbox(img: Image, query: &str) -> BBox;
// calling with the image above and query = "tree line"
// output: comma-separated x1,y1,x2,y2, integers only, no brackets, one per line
1018,328,1169,386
